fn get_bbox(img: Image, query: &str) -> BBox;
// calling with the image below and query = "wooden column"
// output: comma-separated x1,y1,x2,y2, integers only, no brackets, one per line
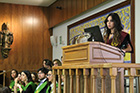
129,68,136,93
69,69,74,93
76,69,82,93
109,68,117,93
63,69,68,93
83,69,89,93
91,68,98,93
57,69,62,93
100,68,107,93
53,69,57,93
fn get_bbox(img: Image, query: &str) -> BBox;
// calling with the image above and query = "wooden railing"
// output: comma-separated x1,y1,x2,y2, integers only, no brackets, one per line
0,70,10,87
52,63,140,93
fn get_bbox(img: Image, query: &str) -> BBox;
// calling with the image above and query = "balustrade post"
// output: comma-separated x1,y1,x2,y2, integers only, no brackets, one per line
76,69,82,93
109,68,117,93
69,69,74,93
57,69,62,93
129,76,134,93
138,76,140,93
100,68,107,93
53,69,57,93
118,68,124,93
83,69,89,93
91,68,97,93
129,68,136,93
63,69,69,93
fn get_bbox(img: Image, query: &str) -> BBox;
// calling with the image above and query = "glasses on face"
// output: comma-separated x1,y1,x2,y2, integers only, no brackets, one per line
38,72,44,75
47,74,52,77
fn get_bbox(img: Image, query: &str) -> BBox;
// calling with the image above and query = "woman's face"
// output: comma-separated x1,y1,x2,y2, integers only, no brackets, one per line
53,61,58,66
18,74,21,81
31,74,36,81
43,61,46,67
47,71,53,82
11,70,17,79
61,75,64,82
21,72,27,82
107,16,115,30
38,71,46,80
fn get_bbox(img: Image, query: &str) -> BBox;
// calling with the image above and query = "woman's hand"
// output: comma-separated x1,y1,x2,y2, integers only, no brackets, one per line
14,77,19,83
123,43,132,53
122,49,126,53
15,83,23,93
14,84,18,93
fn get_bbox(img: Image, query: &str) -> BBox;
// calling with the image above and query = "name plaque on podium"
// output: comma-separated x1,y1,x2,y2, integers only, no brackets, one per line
62,42,123,65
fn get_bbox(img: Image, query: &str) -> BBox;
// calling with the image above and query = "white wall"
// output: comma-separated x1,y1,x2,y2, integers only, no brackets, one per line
135,0,140,63
52,0,136,61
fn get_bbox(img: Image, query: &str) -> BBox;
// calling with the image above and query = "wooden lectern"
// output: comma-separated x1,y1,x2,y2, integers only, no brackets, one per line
62,42,124,65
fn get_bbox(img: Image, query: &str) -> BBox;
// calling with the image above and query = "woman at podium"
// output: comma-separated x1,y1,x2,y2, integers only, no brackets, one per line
103,13,133,54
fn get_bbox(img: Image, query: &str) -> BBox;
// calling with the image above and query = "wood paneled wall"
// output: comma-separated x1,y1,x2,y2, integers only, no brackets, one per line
0,3,52,70
49,0,107,28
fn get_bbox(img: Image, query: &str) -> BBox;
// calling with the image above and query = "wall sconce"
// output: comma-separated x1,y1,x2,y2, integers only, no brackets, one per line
50,36,57,46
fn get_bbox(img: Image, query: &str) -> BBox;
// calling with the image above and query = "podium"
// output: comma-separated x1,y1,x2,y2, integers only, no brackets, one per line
62,42,124,65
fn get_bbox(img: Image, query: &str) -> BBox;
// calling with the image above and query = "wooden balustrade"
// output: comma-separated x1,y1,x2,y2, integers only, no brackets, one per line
52,63,140,93
0,70,6,87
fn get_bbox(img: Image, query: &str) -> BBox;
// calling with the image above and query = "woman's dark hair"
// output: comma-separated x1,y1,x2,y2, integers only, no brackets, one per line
37,67,49,75
48,69,52,73
53,59,62,66
43,59,53,67
21,70,33,83
104,13,123,46
31,72,38,82
10,69,18,80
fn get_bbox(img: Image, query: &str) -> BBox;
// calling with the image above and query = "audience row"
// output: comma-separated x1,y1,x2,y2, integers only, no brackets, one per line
2,58,63,93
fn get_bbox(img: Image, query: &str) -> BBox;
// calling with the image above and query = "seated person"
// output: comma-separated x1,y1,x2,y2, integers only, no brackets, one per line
52,59,62,66
43,59,53,69
31,72,39,87
9,69,18,92
46,69,58,93
0,86,11,93
14,70,36,93
34,67,49,93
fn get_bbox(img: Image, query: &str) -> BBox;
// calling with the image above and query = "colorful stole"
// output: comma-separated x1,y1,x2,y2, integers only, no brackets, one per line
46,83,58,93
106,31,127,47
9,80,20,91
9,80,14,89
23,81,36,91
34,81,48,93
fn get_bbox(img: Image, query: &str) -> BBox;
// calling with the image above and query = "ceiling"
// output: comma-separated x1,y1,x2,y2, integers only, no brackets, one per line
0,0,57,7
